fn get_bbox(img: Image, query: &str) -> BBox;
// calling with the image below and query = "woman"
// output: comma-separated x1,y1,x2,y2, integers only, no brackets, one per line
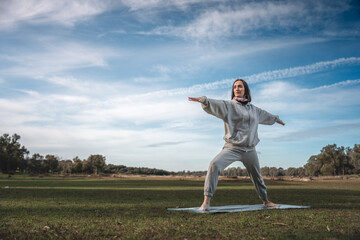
189,79,285,211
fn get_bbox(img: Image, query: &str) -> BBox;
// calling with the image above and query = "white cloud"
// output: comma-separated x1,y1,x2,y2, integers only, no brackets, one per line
46,76,89,90
1,61,359,170
132,64,173,83
142,37,325,78
3,58,358,130
303,79,360,91
247,57,360,84
146,1,350,40
97,29,127,38
145,141,188,148
1,41,116,77
273,122,360,142
5,77,358,170
0,90,94,129
110,57,360,100
121,0,220,11
0,98,46,126
1,0,358,171
0,0,113,29
254,79,360,143
133,76,170,83
255,79,360,113
78,98,204,126
0,0,222,30
44,76,120,94
2,122,213,170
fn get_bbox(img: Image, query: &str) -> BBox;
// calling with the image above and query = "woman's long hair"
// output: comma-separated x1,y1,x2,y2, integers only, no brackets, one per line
231,79,251,102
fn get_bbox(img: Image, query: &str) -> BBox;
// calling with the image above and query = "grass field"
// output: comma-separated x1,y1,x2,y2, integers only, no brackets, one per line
1,174,359,239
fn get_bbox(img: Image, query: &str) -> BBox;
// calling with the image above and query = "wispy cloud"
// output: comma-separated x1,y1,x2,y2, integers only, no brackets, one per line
41,75,123,95
0,0,113,29
1,41,117,77
301,79,360,91
146,1,350,40
273,122,360,142
247,57,360,84
146,141,188,148
1,0,359,171
3,58,358,129
121,0,220,11
97,30,127,38
255,78,360,113
3,76,358,169
1,60,359,170
0,0,222,30
111,57,360,100
133,76,170,83
255,79,360,142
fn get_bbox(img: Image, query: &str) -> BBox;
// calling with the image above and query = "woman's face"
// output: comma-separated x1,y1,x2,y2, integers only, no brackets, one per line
233,81,245,98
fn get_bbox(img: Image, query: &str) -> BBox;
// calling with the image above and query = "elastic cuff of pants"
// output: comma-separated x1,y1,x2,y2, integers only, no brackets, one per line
204,192,213,197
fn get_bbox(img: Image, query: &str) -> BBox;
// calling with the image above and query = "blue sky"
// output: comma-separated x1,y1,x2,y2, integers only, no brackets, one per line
1,0,360,171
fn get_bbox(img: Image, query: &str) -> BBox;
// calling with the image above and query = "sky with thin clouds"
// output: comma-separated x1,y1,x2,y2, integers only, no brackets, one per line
1,0,360,171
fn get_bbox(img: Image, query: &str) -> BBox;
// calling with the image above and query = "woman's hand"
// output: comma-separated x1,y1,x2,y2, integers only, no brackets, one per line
188,97,202,102
278,120,285,126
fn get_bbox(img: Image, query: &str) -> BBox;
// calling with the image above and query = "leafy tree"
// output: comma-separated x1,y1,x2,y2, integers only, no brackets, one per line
319,144,348,176
236,167,247,176
261,166,270,177
350,144,360,174
297,167,305,177
87,154,106,174
342,147,352,175
277,167,285,176
286,167,296,176
0,133,29,173
82,160,93,174
72,156,83,173
320,163,334,176
304,155,321,176
269,167,278,178
320,144,345,176
58,160,73,174
44,155,59,173
224,167,238,176
304,144,357,176
27,153,44,173
221,167,247,177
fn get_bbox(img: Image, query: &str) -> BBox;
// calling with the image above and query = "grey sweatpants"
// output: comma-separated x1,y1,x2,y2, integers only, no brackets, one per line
204,145,267,200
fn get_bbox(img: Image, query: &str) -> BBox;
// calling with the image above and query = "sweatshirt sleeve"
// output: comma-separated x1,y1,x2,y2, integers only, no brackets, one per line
200,96,228,120
256,106,282,125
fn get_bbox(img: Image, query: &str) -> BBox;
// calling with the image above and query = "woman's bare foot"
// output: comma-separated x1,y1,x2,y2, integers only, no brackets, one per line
263,199,280,207
198,202,210,211
198,195,211,211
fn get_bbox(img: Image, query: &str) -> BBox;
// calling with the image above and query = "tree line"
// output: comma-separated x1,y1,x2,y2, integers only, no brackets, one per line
0,133,176,175
222,144,360,177
0,133,107,174
1,133,359,177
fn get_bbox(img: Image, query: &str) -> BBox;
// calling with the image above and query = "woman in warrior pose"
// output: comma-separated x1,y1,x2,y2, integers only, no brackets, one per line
189,79,285,211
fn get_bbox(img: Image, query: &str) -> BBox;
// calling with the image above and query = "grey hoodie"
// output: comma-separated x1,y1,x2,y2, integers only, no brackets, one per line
201,96,282,151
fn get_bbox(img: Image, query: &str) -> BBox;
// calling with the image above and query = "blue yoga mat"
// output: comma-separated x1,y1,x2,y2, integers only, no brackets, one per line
168,204,310,214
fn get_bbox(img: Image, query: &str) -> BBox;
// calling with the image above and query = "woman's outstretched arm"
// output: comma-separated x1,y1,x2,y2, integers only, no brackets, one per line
188,97,202,102
277,120,285,126
256,107,285,126
188,96,229,120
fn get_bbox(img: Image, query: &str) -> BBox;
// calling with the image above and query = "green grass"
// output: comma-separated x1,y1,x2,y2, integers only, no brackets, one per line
0,175,359,239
